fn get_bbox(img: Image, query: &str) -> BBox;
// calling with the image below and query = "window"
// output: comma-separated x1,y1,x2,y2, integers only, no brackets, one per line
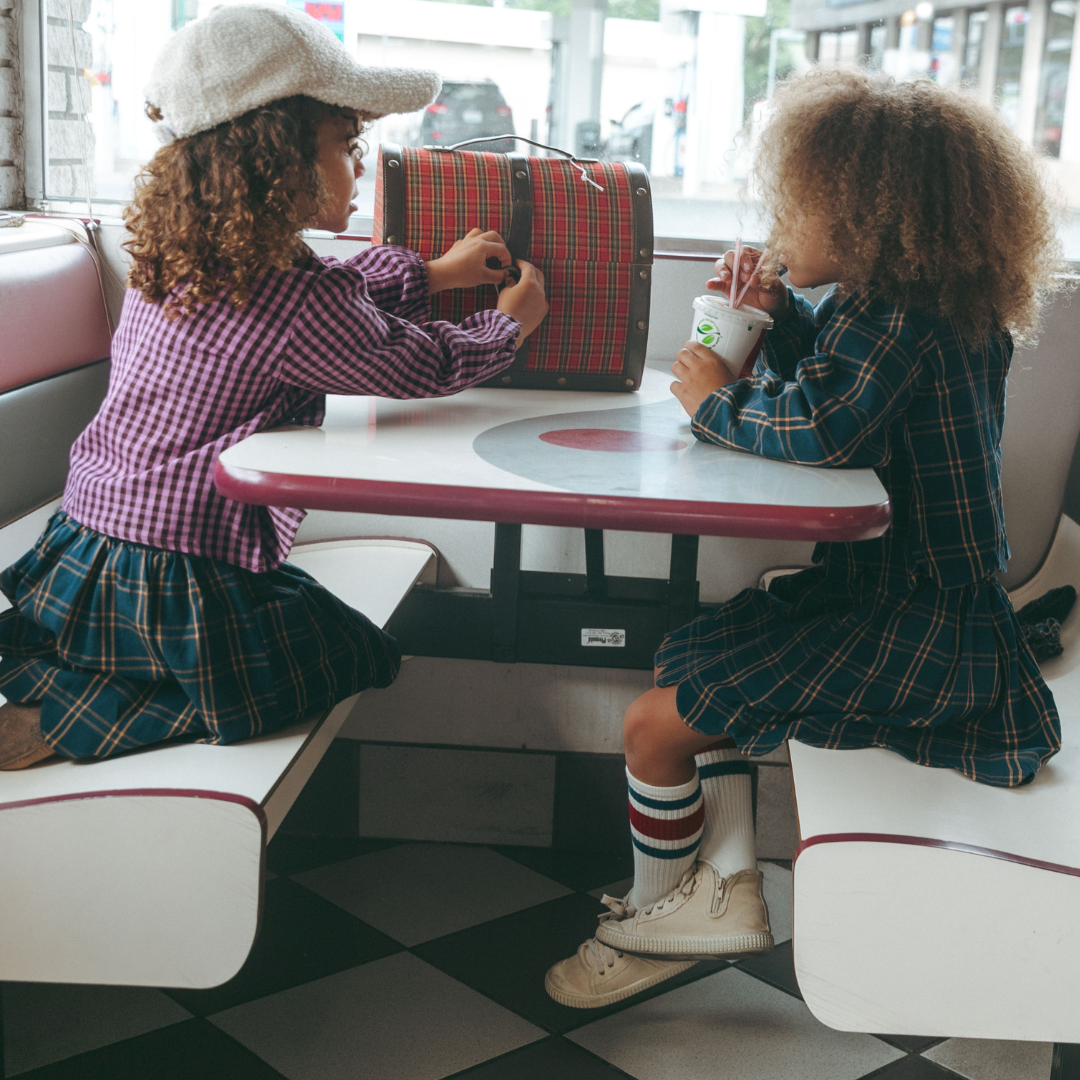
962,9,988,86
1036,0,1077,156
34,0,1080,258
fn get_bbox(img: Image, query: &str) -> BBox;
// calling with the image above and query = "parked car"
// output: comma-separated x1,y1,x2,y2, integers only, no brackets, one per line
605,102,653,168
418,80,515,153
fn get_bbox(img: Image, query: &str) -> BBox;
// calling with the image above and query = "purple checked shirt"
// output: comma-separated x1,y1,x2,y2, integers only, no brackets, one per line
63,245,519,572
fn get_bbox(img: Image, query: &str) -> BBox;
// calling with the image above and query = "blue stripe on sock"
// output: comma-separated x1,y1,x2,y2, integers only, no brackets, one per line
631,834,702,859
698,760,751,779
628,784,702,812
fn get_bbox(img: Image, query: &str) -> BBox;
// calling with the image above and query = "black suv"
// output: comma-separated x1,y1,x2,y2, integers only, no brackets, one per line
418,80,516,153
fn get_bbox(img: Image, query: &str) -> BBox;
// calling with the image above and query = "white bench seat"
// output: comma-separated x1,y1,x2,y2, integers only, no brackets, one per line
0,534,435,990
790,512,1080,1043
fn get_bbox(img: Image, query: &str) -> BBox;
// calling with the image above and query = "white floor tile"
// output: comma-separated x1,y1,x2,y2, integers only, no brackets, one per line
292,842,571,945
2,982,191,1076
924,1038,1055,1079
760,861,793,944
209,951,544,1080
358,744,556,846
568,967,902,1080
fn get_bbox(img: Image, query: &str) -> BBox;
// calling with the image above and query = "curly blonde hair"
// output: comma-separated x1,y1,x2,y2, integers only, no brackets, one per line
753,67,1063,341
125,96,364,315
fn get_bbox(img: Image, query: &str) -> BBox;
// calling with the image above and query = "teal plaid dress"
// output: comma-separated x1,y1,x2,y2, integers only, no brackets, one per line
655,286,1060,788
0,513,400,759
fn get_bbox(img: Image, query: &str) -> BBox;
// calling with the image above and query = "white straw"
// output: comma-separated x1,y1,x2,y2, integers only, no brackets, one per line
734,247,768,310
730,237,742,308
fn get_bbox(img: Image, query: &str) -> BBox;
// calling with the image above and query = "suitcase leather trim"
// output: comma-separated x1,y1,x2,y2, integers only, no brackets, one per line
375,145,405,246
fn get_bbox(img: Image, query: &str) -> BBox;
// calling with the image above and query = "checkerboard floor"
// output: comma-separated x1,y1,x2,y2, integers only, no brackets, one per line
1,835,1055,1079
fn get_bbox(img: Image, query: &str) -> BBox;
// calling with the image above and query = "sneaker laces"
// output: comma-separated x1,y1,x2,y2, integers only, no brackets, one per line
598,892,635,923
583,935,624,973
637,864,702,916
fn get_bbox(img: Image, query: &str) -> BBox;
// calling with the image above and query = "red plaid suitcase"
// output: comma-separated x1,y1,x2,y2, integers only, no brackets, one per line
373,142,653,391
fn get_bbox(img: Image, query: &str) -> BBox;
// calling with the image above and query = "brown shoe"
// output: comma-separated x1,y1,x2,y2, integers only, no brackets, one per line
594,863,773,960
0,702,56,770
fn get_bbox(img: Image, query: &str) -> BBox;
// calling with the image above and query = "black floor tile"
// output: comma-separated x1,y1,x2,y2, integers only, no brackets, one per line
858,1054,965,1079
492,846,634,893
873,1034,948,1055
13,1018,287,1080
445,1035,635,1078
736,939,801,999
553,753,632,852
413,891,728,1035
275,738,360,837
265,833,404,876
163,877,402,1015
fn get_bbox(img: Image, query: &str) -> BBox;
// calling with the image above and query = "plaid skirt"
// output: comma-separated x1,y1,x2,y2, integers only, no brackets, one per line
0,512,400,760
655,562,1061,788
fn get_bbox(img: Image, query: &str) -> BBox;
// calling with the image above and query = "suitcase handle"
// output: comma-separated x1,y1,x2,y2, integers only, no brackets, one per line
426,136,605,192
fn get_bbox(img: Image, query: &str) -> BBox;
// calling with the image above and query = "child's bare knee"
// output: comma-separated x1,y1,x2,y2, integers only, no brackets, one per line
623,693,659,759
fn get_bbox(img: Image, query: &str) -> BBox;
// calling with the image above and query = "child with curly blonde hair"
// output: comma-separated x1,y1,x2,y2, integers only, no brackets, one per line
546,66,1062,1009
0,3,547,768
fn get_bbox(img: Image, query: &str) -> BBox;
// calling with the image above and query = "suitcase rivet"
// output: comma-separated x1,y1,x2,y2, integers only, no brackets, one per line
639,247,649,257
386,235,397,244
515,170,527,179
625,379,634,387
639,269,648,279
502,375,511,384
557,377,567,387
635,187,647,196
637,320,647,330
388,160,400,169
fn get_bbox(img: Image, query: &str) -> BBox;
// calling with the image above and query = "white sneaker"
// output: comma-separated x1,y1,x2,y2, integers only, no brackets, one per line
544,934,695,1008
595,863,773,960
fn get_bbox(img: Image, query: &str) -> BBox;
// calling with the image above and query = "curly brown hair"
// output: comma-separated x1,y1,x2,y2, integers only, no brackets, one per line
753,67,1063,341
125,96,364,314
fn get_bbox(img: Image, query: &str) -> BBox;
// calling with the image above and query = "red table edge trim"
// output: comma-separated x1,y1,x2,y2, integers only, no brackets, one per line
794,831,1080,879
213,460,892,542
0,786,268,832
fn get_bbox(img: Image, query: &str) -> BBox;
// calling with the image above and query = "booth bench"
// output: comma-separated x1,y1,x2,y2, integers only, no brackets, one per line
0,225,436,1079
789,282,1080,1080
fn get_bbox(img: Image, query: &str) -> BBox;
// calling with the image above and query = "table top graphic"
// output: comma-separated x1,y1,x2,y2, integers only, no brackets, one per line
215,368,891,541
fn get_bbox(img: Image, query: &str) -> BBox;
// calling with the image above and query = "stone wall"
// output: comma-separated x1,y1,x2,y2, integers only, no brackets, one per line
45,0,94,199
0,0,21,208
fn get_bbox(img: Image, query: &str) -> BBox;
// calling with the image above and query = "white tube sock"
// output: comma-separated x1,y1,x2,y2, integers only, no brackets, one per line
626,766,703,910
694,745,757,880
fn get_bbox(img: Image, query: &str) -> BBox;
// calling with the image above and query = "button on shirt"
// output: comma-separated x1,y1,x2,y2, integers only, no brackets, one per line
692,286,1011,589
63,246,520,572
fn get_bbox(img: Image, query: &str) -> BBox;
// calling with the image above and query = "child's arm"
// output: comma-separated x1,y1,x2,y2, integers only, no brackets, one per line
688,292,924,469
276,253,545,398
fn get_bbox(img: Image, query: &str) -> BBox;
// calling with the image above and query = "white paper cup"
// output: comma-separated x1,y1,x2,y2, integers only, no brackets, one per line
690,296,774,378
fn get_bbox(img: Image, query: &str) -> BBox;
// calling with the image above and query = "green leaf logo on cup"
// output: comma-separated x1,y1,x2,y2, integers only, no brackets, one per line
701,334,716,345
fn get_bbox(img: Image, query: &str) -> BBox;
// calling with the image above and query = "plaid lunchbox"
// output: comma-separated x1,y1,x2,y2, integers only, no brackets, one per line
373,141,654,391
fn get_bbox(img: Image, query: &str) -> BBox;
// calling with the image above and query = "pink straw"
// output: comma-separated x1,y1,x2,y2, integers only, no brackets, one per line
729,237,742,308
734,247,768,310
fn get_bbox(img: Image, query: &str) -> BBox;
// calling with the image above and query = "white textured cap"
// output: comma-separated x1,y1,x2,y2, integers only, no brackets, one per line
145,3,441,139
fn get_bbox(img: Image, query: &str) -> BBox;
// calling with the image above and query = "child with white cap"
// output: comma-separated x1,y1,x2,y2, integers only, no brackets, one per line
0,3,548,768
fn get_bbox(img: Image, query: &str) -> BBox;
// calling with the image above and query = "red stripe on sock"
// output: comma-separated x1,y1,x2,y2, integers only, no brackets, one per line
628,802,705,842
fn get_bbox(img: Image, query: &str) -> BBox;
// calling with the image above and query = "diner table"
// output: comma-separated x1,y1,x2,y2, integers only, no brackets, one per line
214,368,891,668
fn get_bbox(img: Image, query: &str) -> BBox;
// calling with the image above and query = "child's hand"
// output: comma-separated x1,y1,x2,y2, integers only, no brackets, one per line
707,246,788,318
496,259,548,347
426,228,515,294
671,340,734,416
